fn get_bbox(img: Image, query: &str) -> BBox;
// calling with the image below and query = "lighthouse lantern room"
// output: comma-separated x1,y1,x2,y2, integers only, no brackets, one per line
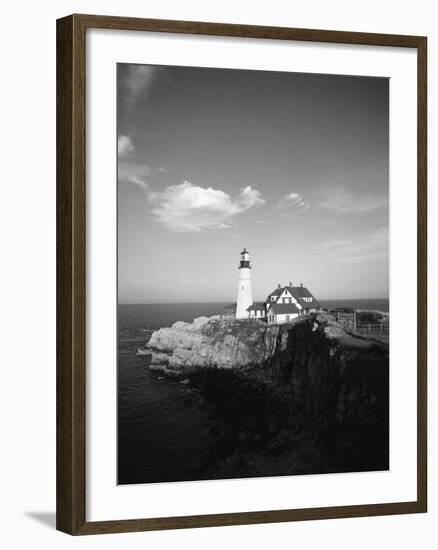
236,248,253,319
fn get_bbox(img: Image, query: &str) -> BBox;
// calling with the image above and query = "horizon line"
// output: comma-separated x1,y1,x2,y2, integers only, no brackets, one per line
118,297,390,306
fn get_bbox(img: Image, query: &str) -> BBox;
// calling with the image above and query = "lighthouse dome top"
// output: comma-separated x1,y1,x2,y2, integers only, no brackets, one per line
241,247,249,255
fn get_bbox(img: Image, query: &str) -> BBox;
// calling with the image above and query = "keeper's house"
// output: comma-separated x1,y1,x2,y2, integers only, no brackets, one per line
265,283,320,324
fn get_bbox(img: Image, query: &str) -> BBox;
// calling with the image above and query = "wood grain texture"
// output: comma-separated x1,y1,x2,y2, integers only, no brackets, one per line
56,13,427,535
56,14,86,534
74,13,426,47
416,38,428,513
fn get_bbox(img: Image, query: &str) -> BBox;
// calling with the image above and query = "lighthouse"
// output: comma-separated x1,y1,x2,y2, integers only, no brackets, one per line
236,248,253,319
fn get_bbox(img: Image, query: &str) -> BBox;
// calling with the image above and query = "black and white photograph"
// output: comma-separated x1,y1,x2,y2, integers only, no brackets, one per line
0,0,431,543
117,63,390,485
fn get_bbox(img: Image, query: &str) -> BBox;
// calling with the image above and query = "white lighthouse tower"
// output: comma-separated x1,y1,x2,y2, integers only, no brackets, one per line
236,248,253,319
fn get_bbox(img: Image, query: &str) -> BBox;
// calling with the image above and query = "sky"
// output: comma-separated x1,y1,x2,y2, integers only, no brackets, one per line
117,64,389,304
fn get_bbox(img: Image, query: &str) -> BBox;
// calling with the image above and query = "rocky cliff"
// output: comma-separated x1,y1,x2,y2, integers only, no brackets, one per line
140,315,287,373
140,312,385,375
267,314,389,472
139,313,389,477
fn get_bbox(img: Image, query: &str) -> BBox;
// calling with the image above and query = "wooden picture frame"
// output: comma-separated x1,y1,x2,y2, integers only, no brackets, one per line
56,13,427,535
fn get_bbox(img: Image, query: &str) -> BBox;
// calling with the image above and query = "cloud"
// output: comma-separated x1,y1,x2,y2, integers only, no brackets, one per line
281,192,311,212
239,185,265,209
251,191,310,224
118,162,151,190
119,65,160,106
117,135,166,190
318,227,389,263
118,135,135,159
149,181,265,232
318,186,388,214
118,141,167,191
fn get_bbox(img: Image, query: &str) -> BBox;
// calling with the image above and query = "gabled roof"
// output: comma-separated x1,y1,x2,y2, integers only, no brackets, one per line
286,286,320,308
270,303,300,315
246,302,266,311
266,284,320,308
286,285,312,298
266,287,283,299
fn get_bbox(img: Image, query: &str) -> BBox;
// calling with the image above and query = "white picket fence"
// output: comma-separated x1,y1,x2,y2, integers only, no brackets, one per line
355,322,390,336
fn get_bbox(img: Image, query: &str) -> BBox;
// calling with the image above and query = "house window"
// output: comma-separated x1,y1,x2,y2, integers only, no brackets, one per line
282,298,286,303
286,315,290,322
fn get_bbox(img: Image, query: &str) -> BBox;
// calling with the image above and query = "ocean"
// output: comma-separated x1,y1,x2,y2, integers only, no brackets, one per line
118,298,389,485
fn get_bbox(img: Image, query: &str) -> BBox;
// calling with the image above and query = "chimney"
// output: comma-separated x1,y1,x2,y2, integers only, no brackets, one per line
277,284,281,289
300,282,303,287
289,282,293,287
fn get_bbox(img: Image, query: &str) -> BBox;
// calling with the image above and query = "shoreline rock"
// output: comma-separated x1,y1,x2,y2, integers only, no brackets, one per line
142,315,288,372
139,312,387,374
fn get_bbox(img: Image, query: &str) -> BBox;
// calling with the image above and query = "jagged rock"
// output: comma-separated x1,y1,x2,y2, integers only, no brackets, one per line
323,324,345,338
267,314,389,435
149,352,170,365
143,314,356,373
145,317,287,371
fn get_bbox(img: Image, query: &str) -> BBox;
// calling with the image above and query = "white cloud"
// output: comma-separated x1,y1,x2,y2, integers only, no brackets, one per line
318,227,389,263
149,181,265,232
118,162,151,190
318,186,388,214
118,135,135,159
250,191,310,224
118,145,168,191
281,192,311,212
121,65,160,105
239,185,265,209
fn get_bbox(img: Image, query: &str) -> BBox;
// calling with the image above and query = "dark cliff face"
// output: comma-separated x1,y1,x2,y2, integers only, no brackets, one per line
185,315,389,479
265,317,389,472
